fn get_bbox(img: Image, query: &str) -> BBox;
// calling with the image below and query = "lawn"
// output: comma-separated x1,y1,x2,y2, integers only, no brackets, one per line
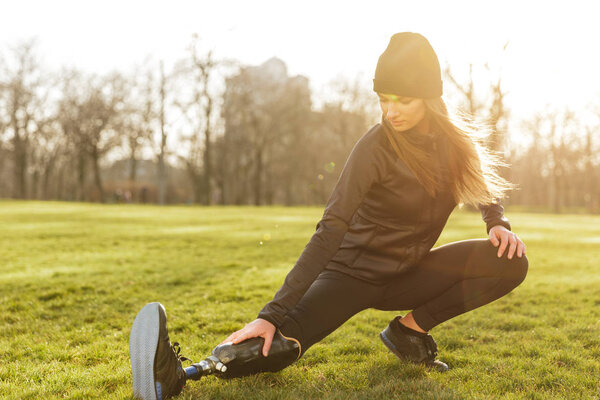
0,201,598,399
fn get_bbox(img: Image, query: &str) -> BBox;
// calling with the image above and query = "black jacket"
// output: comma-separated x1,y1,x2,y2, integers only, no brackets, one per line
258,119,511,328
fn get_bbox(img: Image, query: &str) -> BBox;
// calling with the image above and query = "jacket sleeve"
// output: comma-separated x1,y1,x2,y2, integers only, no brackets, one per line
257,135,382,327
478,200,512,235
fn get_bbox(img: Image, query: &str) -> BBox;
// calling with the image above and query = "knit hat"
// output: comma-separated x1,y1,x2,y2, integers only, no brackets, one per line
373,32,443,98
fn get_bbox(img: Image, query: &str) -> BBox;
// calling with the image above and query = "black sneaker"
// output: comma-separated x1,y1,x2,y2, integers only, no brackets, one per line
129,302,189,399
379,315,449,372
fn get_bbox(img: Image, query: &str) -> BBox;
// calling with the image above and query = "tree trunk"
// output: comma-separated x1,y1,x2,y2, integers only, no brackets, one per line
551,143,560,213
194,174,203,204
203,98,212,206
77,152,86,201
157,61,167,205
31,169,39,199
55,166,64,201
42,152,58,200
12,133,27,199
91,149,105,203
202,140,211,205
584,129,594,213
129,141,138,183
253,147,263,206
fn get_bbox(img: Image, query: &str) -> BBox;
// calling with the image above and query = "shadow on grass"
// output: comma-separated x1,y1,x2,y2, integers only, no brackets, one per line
363,361,461,400
178,359,462,400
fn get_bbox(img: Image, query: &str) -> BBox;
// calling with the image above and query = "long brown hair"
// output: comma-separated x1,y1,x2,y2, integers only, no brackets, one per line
383,97,517,208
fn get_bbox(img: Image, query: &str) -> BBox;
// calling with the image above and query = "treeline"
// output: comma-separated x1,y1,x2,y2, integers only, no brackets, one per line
0,37,598,213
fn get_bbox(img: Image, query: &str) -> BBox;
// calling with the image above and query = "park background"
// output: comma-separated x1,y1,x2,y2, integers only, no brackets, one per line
1,0,599,399
1,0,599,210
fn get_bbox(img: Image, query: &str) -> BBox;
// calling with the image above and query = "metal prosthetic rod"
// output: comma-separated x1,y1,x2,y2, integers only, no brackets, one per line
184,329,301,381
184,355,227,380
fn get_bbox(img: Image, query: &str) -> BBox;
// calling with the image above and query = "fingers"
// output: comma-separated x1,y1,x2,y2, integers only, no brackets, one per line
517,238,527,257
232,330,251,344
489,231,500,247
262,331,274,357
497,232,509,257
495,232,527,260
516,239,526,258
218,320,276,353
219,332,238,346
507,233,517,259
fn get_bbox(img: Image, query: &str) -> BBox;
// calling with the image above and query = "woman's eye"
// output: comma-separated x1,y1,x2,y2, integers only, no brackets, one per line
379,97,411,104
379,95,413,105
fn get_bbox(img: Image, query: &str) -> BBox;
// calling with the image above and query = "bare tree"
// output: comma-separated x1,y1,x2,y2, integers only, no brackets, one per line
223,58,300,205
157,61,168,205
1,35,598,212
58,69,87,201
301,74,377,204
220,81,253,204
1,39,45,199
190,38,218,205
221,64,375,206
28,113,62,200
172,35,223,205
444,42,510,153
57,70,125,202
84,75,125,202
510,106,592,213
0,54,8,197
583,126,597,213
485,65,508,153
120,67,155,191
444,63,485,117
583,103,600,213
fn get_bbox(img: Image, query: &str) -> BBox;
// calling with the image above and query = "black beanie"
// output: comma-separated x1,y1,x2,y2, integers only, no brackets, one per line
373,32,443,98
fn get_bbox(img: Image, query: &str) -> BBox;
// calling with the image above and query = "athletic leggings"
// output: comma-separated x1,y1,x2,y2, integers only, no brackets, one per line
277,238,528,358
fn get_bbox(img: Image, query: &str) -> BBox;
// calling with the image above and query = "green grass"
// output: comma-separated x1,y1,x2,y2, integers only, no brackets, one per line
0,201,599,399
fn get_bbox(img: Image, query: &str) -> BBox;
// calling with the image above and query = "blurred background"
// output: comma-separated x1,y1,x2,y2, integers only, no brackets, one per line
1,0,598,212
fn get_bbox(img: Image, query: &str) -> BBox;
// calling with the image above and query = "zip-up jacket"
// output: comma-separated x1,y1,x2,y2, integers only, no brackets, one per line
258,118,512,328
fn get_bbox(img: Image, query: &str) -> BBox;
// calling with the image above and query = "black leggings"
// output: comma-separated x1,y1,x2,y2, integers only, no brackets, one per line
277,238,528,357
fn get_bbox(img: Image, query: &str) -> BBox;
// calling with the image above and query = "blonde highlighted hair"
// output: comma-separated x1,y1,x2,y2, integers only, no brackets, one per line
384,97,517,208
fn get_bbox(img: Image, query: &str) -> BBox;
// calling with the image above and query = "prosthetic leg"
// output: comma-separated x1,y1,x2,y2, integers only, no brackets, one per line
185,329,301,380
130,302,302,399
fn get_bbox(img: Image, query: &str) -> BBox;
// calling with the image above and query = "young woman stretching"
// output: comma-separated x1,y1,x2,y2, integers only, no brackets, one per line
129,32,529,400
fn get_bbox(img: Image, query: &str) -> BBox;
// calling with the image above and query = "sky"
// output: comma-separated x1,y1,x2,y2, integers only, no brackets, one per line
3,0,600,128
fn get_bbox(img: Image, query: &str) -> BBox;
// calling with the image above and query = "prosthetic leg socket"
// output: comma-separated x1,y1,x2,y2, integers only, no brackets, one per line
185,329,301,380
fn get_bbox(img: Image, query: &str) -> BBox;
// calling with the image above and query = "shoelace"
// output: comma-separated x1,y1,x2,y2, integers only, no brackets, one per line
171,342,191,363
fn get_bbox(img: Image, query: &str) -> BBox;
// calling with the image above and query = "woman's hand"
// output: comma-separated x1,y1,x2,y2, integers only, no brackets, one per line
218,318,276,357
489,225,526,259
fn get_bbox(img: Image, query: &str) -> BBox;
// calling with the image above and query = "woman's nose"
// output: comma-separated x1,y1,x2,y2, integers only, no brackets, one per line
387,106,400,118
386,102,402,116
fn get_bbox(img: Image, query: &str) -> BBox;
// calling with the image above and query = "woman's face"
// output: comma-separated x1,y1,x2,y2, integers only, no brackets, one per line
377,92,426,132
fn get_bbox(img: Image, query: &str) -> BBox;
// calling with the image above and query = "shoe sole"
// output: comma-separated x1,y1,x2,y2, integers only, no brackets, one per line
129,302,161,400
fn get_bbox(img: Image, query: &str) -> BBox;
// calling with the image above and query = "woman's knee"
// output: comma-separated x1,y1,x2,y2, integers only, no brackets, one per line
497,250,529,289
279,314,307,359
507,254,528,286
482,240,528,285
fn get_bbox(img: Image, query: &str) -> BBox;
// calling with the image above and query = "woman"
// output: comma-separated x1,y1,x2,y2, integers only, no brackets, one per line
129,32,528,400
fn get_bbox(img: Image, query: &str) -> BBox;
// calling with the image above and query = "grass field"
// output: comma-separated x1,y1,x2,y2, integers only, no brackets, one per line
0,201,599,399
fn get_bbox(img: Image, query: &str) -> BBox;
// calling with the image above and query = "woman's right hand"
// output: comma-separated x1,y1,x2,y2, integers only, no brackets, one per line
218,318,276,357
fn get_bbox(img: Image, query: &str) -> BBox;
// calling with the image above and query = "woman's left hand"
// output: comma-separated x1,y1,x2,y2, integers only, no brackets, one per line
489,225,526,259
